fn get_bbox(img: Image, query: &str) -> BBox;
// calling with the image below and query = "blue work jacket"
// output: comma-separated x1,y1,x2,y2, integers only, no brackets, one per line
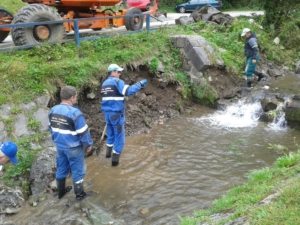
48,104,93,149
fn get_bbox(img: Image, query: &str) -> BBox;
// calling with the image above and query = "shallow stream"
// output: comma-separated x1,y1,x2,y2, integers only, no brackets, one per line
86,104,300,225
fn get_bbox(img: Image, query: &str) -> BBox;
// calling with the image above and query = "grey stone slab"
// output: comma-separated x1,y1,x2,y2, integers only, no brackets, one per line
20,102,36,112
0,104,12,120
14,114,31,137
34,108,50,132
0,121,7,142
35,95,51,108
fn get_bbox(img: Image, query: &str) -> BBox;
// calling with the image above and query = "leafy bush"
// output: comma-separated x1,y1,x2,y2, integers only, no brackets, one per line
191,83,218,106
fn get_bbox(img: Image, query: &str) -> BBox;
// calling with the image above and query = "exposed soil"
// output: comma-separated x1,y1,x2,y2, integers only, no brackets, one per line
78,68,188,153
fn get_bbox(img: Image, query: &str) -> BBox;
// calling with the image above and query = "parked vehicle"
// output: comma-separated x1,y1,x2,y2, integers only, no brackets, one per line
176,0,222,13
0,0,159,46
127,0,158,11
0,7,13,43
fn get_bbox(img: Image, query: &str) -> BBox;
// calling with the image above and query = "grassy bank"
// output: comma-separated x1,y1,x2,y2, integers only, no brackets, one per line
1,17,298,105
181,147,300,225
0,30,183,105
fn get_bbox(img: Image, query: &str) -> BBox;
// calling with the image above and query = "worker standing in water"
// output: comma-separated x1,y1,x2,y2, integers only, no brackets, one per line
100,64,148,166
49,86,93,200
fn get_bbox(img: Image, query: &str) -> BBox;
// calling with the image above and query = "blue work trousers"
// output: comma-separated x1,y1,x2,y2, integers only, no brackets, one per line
104,112,125,154
55,146,86,183
245,56,259,78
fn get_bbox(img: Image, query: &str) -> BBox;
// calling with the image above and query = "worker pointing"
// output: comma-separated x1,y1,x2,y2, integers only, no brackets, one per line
101,64,148,166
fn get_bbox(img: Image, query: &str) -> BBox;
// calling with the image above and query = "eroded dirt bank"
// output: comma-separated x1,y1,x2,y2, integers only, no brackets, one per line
79,69,188,152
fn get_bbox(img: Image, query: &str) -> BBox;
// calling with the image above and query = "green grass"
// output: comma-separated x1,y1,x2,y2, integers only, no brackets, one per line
0,31,183,105
180,149,300,225
1,16,298,106
2,133,46,187
1,0,26,14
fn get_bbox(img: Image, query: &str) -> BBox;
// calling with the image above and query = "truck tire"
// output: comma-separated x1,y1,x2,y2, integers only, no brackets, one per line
125,8,144,31
11,4,64,46
0,8,13,43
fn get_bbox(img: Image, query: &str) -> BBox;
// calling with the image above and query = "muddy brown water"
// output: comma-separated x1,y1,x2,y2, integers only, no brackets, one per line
85,107,300,225
270,73,300,95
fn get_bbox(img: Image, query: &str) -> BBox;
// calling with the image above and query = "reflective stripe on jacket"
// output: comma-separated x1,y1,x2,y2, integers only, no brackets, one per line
49,104,93,149
101,76,143,112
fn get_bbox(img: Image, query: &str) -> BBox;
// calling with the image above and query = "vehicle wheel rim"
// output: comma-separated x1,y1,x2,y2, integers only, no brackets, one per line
133,16,141,25
180,7,185,13
33,25,51,41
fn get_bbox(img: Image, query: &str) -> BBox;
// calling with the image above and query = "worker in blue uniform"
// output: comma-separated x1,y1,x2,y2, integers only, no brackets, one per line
101,64,148,166
49,86,93,200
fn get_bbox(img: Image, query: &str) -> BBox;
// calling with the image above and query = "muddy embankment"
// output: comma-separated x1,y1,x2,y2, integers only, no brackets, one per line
79,68,185,152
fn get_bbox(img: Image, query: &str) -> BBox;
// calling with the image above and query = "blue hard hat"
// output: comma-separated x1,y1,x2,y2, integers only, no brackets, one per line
0,141,18,165
107,64,124,72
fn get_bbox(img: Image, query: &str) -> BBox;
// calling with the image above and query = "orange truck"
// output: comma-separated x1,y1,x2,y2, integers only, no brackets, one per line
0,0,158,46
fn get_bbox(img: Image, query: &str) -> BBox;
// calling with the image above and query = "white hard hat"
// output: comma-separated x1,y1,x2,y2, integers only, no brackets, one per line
241,28,251,37
107,64,124,72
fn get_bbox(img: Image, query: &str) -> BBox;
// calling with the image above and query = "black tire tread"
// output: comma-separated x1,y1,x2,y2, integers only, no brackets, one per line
125,8,144,31
11,4,64,46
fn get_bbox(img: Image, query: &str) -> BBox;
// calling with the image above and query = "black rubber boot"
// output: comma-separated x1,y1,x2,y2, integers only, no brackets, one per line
106,146,113,158
74,182,87,200
112,153,120,167
255,71,265,82
56,178,72,199
247,80,252,88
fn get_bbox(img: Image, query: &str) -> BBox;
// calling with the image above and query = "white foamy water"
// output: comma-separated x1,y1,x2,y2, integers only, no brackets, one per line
267,112,287,131
197,100,263,128
266,102,288,131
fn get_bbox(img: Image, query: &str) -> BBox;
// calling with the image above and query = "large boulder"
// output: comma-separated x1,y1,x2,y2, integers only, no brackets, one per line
175,16,195,25
0,184,24,215
260,95,279,112
29,138,56,195
285,95,300,128
191,5,233,25
171,35,224,72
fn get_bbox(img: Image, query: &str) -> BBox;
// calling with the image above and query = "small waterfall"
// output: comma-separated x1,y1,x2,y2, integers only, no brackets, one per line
197,100,263,129
267,101,288,131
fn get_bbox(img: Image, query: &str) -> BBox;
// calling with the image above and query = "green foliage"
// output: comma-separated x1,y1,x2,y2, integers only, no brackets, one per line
181,149,300,225
1,15,298,105
191,83,218,106
149,58,159,73
247,167,273,182
0,0,25,14
276,152,300,168
2,134,44,186
264,0,300,32
2,117,14,136
175,72,191,99
222,0,265,10
278,10,300,52
159,0,182,7
27,118,41,132
0,31,177,105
